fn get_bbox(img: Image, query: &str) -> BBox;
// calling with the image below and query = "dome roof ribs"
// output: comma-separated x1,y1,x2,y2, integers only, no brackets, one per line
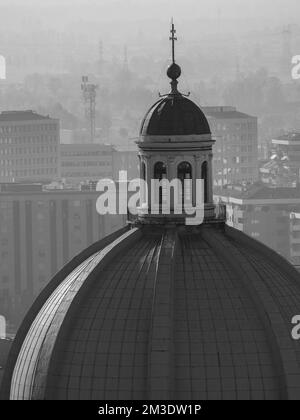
6,228,141,400
202,226,300,400
0,226,131,401
3,224,300,400
147,228,178,399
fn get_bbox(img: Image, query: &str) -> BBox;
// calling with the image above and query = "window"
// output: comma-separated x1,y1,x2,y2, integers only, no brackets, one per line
141,162,146,181
154,162,167,180
178,161,193,205
154,162,167,206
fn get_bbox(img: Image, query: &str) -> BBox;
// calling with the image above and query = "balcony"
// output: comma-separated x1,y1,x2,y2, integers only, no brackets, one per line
128,204,227,226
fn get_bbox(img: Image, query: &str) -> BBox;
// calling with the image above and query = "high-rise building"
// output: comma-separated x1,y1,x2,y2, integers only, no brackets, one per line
214,184,300,263
0,183,126,329
0,111,59,183
59,144,139,185
203,106,258,187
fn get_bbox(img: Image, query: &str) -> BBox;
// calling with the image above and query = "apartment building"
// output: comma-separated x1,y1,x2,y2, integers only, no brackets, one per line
214,183,300,263
0,183,126,330
0,110,59,183
203,106,258,186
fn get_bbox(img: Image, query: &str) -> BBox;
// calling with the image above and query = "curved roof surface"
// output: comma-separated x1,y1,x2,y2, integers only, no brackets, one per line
2,224,300,400
140,95,211,137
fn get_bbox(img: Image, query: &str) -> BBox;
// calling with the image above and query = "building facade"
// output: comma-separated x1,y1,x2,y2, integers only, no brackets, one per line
112,146,139,181
59,144,139,185
289,212,300,268
215,184,300,264
0,339,12,389
0,184,126,329
203,106,258,187
260,132,300,187
0,110,59,183
59,143,114,184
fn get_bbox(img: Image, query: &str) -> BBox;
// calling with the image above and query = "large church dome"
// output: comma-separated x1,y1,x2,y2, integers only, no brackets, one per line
1,224,300,400
140,95,211,137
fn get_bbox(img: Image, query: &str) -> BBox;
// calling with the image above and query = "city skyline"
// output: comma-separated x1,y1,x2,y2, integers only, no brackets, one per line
1,3,300,402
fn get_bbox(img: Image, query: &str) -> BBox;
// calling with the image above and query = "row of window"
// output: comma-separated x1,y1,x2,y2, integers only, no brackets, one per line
62,172,112,177
19,158,57,165
0,136,58,144
215,156,255,164
0,158,57,165
214,122,257,131
15,168,57,176
62,161,111,167
216,146,254,153
232,156,254,164
216,134,257,142
215,167,255,175
0,124,57,133
61,151,112,157
0,147,58,154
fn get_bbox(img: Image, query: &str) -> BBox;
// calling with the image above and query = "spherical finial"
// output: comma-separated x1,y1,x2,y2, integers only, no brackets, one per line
167,62,181,80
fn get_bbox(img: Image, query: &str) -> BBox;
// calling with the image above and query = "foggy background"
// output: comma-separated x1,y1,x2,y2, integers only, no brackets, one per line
2,0,300,22
1,0,300,143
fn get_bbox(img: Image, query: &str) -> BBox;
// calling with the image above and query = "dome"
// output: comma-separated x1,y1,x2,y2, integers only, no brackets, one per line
2,224,300,400
139,22,211,139
140,95,211,137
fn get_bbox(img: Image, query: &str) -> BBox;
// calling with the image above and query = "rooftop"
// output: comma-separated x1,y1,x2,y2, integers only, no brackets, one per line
60,143,115,150
140,95,211,137
273,132,300,142
0,183,96,195
0,110,52,123
203,106,256,120
214,183,300,200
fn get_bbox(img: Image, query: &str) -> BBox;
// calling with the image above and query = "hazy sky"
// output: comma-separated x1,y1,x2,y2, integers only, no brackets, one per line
1,0,300,24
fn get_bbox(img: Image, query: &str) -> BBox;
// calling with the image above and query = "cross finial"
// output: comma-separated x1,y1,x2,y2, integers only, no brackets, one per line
169,18,177,64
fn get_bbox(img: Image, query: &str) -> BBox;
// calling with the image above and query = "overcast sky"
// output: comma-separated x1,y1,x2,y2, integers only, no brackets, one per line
1,0,299,23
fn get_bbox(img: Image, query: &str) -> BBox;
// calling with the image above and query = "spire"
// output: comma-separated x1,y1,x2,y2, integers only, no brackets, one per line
170,18,177,64
166,19,182,95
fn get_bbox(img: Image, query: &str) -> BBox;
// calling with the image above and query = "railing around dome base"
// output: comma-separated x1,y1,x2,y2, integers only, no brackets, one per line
127,203,226,226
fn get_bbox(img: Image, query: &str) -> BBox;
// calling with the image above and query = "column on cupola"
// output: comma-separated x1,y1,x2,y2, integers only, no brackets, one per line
145,154,152,210
195,155,203,206
167,156,176,180
167,155,177,211
207,152,214,203
139,154,146,207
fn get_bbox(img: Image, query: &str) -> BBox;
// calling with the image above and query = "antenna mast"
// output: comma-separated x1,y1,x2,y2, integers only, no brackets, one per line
81,76,98,143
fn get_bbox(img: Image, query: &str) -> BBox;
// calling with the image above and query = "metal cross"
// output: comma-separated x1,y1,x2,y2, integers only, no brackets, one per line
169,18,177,63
